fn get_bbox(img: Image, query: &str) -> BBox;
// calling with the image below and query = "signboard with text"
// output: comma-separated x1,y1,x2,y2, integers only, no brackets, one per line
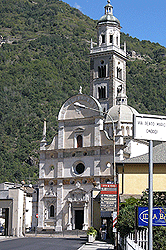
138,207,166,227
100,184,119,217
133,114,166,141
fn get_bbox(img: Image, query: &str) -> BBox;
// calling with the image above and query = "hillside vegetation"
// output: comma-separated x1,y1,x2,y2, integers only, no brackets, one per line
0,0,166,183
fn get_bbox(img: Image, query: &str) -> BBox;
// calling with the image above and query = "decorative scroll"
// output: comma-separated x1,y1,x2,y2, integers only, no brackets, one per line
68,188,89,203
63,177,95,185
44,179,57,186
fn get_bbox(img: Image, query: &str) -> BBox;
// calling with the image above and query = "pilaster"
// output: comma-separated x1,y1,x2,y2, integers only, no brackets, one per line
67,202,72,230
82,203,88,230
38,181,45,229
58,122,64,149
94,118,103,146
94,159,101,176
55,180,63,231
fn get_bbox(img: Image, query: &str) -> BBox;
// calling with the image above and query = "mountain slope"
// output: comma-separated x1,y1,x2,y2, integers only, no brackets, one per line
0,0,166,183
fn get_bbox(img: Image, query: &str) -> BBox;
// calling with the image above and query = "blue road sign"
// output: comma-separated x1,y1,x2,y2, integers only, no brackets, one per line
138,207,166,226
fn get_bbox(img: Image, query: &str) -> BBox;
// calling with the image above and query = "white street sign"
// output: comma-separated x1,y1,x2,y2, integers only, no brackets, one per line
133,114,166,141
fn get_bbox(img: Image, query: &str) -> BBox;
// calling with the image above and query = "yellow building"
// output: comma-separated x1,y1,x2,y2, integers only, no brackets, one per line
117,142,166,201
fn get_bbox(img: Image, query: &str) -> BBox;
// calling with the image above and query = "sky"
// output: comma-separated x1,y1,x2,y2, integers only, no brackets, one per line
63,0,166,48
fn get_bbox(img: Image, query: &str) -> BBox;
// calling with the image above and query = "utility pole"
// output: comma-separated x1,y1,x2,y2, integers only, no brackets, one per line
148,140,153,250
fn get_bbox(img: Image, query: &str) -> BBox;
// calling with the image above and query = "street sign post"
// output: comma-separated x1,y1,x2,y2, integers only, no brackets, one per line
133,114,166,250
133,114,166,141
100,184,119,217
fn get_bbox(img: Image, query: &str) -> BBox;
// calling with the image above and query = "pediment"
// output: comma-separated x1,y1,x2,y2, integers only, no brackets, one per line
68,187,89,203
69,187,86,195
58,94,103,121
74,127,85,133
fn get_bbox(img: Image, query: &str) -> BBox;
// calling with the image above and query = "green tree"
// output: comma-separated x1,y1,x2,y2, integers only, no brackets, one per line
117,191,166,250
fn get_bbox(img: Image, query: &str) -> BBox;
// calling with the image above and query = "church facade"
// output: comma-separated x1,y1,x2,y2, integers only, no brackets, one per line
38,0,148,232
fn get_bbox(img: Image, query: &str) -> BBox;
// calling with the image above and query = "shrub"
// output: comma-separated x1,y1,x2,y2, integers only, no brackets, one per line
87,227,97,236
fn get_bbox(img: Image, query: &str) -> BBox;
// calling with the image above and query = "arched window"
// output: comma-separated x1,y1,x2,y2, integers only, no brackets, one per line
102,86,106,98
110,35,113,44
98,66,101,78
98,86,106,99
50,205,54,217
98,65,106,78
121,126,124,136
101,35,105,43
117,67,122,80
98,87,102,99
77,135,82,148
116,36,118,45
126,126,130,136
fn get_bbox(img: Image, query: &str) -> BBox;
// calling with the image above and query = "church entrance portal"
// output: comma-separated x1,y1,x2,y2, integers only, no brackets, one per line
75,210,84,230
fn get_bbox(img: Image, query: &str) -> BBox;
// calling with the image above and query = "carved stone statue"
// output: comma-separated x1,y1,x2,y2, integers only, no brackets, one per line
79,86,82,94
117,85,122,94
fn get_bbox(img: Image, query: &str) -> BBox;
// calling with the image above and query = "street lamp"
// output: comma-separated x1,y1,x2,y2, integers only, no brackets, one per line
74,102,116,184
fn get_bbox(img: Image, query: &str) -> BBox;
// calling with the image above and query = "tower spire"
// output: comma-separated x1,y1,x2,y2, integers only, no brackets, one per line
90,0,126,110
105,0,113,15
42,118,47,142
40,118,47,150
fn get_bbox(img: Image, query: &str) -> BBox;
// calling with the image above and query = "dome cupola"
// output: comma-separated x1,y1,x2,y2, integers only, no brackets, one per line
96,0,121,48
106,105,139,123
98,0,120,26
105,0,113,15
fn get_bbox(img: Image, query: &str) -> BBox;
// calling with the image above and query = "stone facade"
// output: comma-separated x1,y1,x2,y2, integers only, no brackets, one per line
38,1,148,232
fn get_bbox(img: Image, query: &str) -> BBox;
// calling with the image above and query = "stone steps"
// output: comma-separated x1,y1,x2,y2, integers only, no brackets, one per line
28,229,87,237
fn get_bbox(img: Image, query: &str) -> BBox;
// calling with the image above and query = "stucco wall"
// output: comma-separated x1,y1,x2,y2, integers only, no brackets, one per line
118,164,166,195
9,188,24,236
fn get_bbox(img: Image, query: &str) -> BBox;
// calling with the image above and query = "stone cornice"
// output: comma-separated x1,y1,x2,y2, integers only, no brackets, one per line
89,49,127,61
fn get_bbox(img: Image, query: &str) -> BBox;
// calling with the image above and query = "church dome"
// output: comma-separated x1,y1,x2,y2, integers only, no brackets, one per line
98,1,120,25
105,105,139,123
98,13,120,25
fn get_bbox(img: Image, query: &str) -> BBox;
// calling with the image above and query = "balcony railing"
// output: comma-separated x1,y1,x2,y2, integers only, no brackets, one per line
90,45,126,57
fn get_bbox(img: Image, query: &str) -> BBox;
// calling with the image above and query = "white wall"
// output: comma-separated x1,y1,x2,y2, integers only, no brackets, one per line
25,196,32,229
9,188,24,237
130,141,148,158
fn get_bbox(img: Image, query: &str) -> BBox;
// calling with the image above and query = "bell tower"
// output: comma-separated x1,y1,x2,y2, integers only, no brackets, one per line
90,0,127,112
